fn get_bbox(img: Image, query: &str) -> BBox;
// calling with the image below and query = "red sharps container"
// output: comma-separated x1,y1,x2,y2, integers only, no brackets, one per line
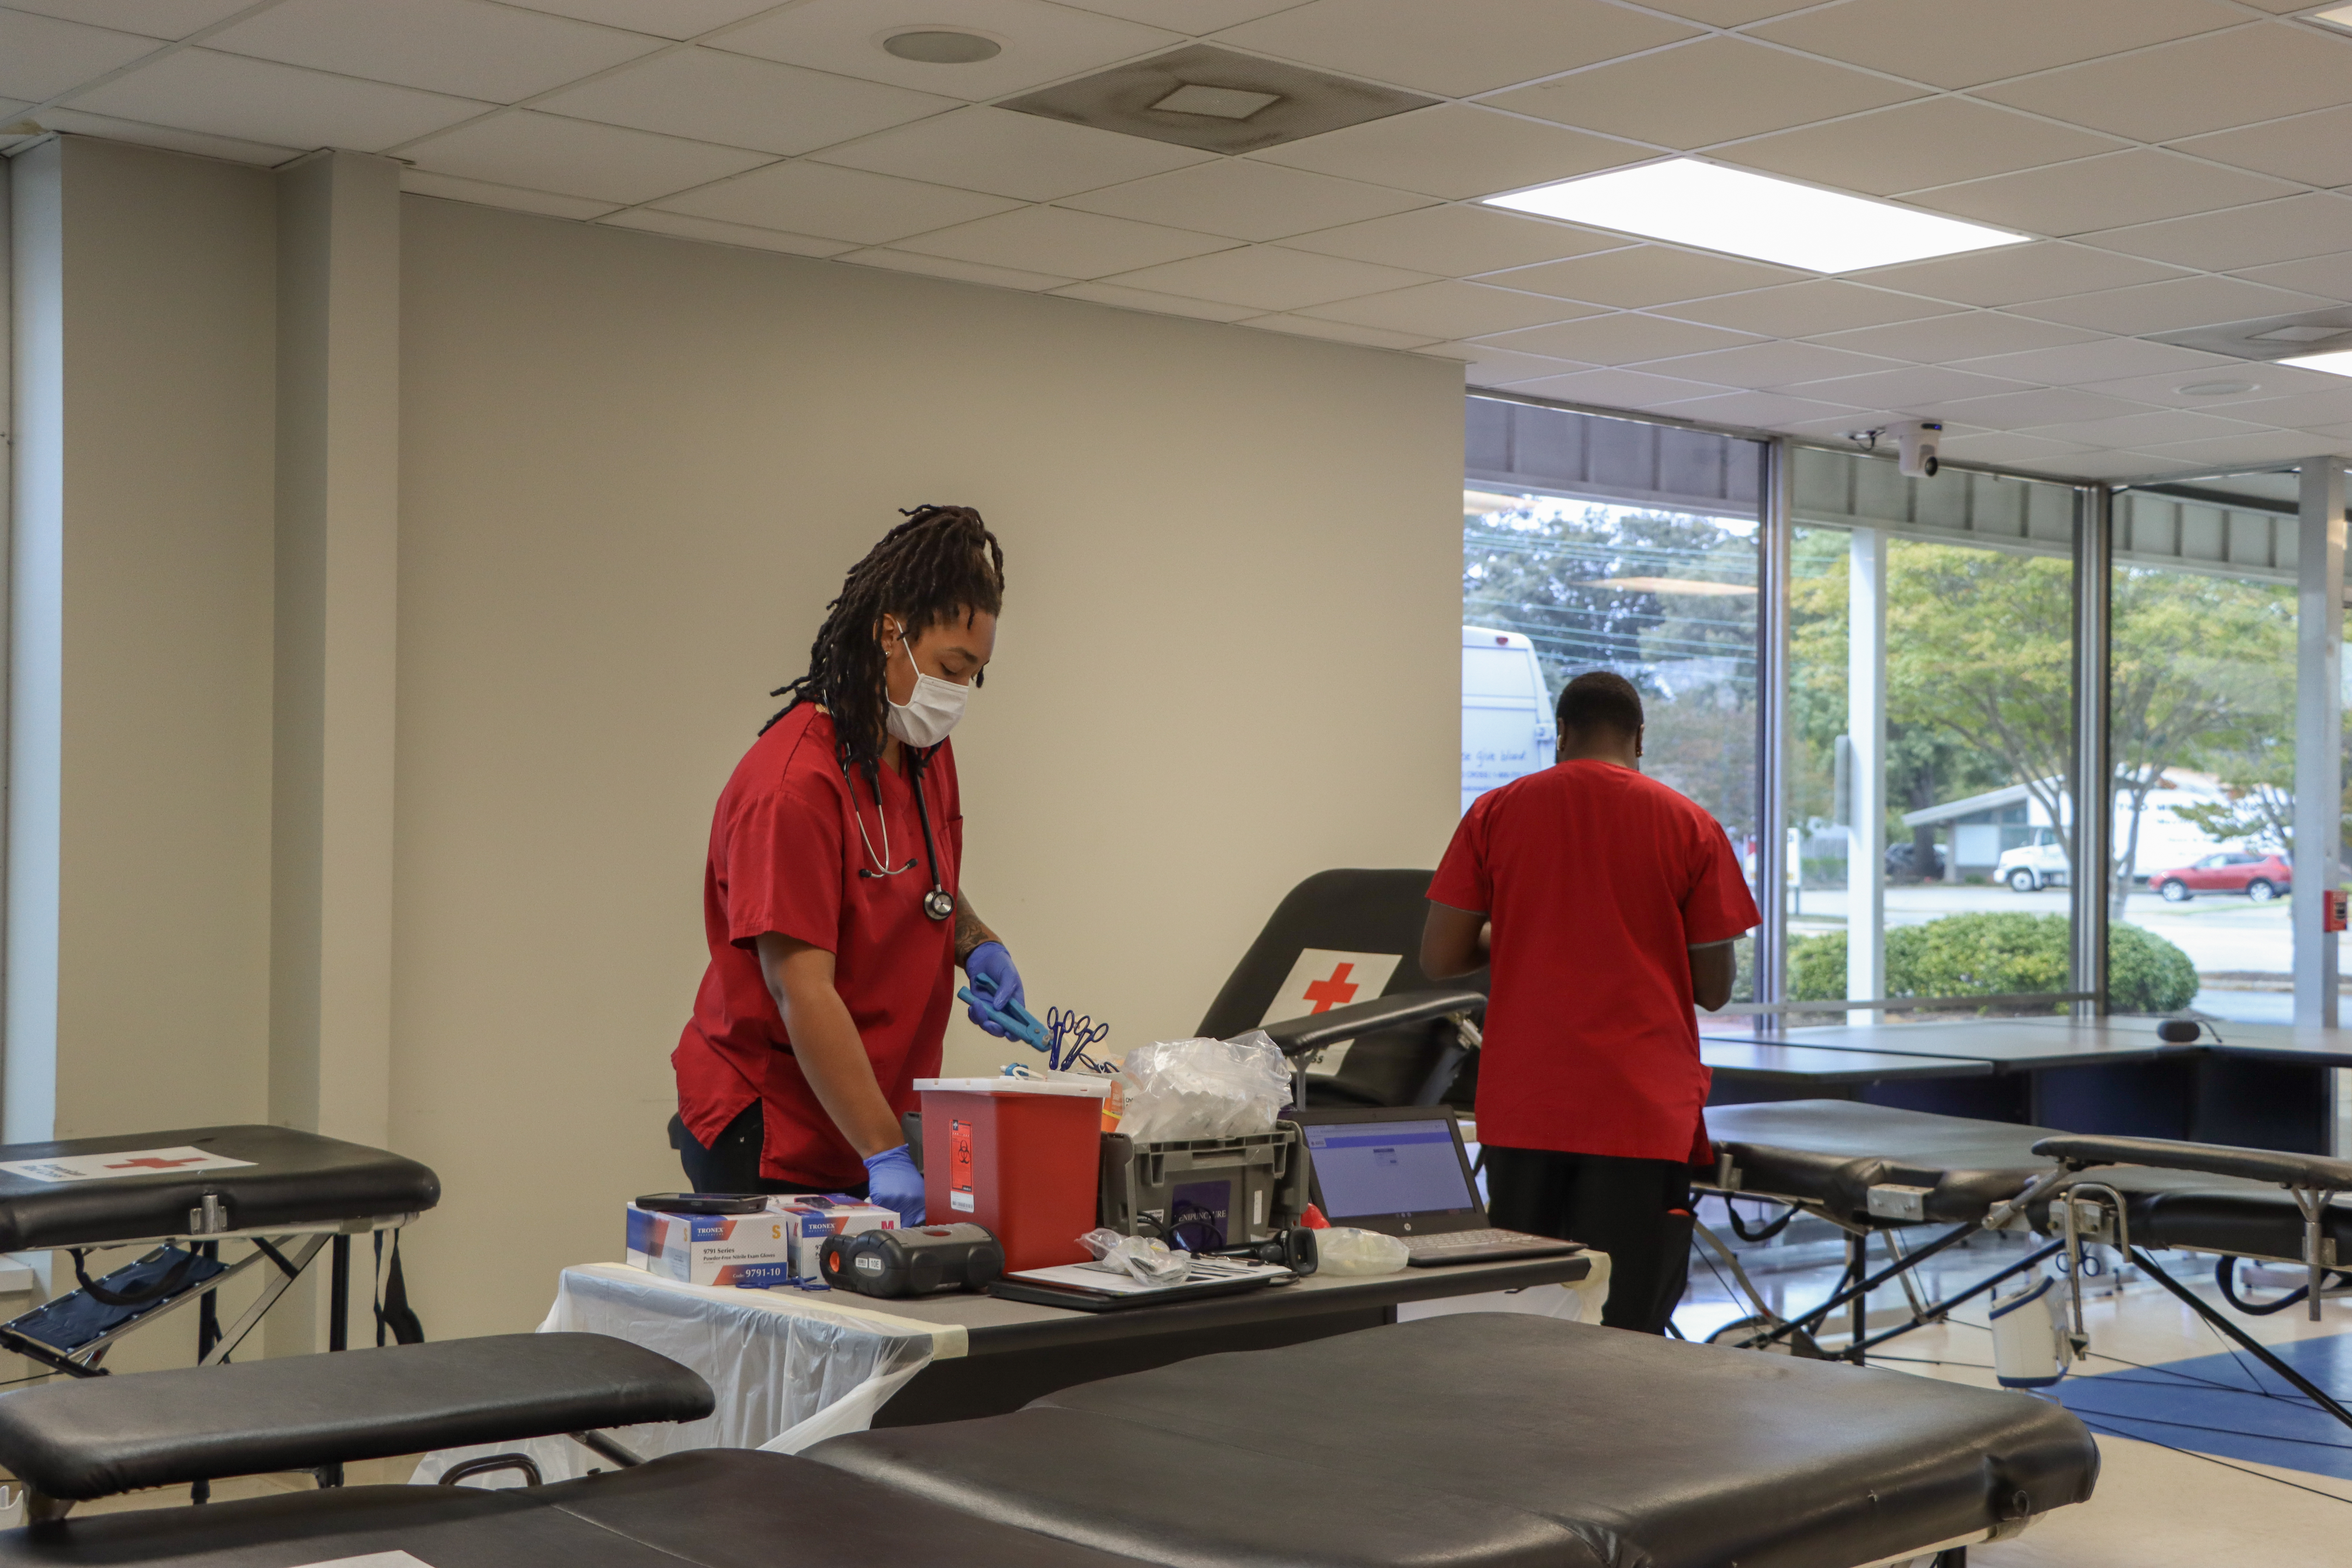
917,1077,1108,1272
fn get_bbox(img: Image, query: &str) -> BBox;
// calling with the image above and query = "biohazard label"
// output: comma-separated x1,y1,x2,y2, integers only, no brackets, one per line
950,1118,975,1211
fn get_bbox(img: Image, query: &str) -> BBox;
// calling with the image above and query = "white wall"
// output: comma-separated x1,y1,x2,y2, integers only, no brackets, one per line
393,199,1463,1338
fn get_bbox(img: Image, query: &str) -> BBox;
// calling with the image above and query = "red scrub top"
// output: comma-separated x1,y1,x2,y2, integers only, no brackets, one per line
1429,760,1759,1163
672,705,961,1189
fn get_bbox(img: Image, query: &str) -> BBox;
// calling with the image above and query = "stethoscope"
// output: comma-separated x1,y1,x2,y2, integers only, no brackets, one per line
849,750,954,922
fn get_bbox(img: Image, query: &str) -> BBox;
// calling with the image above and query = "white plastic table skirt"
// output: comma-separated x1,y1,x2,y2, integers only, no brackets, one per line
412,1263,963,1488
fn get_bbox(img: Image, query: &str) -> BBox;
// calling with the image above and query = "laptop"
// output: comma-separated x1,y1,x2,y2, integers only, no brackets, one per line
1288,1105,1582,1268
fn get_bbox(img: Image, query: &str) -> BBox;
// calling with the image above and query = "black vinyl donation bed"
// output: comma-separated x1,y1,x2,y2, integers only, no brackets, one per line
0,1317,2098,1568
0,1125,439,1377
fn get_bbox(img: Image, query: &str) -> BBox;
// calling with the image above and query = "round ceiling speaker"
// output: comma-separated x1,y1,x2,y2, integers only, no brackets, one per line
882,30,1002,63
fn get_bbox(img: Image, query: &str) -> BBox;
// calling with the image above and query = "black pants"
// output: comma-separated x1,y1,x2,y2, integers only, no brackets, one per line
669,1104,868,1200
1484,1146,1693,1334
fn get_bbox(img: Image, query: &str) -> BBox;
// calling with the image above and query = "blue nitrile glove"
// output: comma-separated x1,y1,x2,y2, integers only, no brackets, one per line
964,942,1027,1039
862,1144,925,1226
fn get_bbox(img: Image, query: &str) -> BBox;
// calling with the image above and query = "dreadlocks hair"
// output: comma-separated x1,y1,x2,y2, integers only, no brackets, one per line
763,505,1005,791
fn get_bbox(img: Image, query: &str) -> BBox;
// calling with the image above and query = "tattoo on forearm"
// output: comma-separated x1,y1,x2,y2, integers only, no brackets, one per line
954,895,996,963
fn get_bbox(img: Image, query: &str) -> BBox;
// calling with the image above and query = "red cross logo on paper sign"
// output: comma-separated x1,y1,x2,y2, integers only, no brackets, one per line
1260,949,1403,1030
103,1156,207,1171
1301,963,1359,1014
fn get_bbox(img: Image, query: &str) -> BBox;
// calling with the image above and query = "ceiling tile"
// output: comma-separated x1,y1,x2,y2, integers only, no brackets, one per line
599,207,855,255
1058,158,1428,241
1748,0,2244,92
894,205,1237,278
2025,409,2268,446
1634,340,1907,389
1952,338,2240,387
2235,254,2352,303
1245,314,1438,350
2011,276,2336,336
2085,195,2352,274
1427,342,1595,385
1050,280,1262,321
1931,387,2158,429
1808,311,2099,362
1301,280,1595,338
69,49,490,151
655,161,1021,245
2,2,257,39
2058,451,2205,479
1656,280,1957,338
2181,386,2352,429
840,248,1073,291
1646,390,1873,428
2128,429,2338,466
1908,151,2298,238
1054,0,1312,30
1780,364,2036,411
2069,366,2346,409
1718,98,2124,199
1250,104,1646,200
496,1,779,37
1635,0,1816,21
1498,366,1737,406
1485,245,1803,308
1210,0,1695,98
205,0,659,103
714,0,1179,101
402,166,620,218
1979,25,2352,144
401,109,774,203
2170,105,2352,190
809,104,1209,202
0,10,164,102
1484,36,1921,150
1934,432,2100,466
1848,243,2189,308
25,106,300,165
1480,313,1764,365
1287,204,1625,274
1102,243,1434,310
534,49,957,158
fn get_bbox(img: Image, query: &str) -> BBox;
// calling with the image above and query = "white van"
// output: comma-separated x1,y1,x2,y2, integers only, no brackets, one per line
1462,627,1556,814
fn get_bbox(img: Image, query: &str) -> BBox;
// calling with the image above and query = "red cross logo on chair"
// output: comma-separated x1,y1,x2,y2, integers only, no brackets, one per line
1302,962,1359,1014
103,1156,207,1171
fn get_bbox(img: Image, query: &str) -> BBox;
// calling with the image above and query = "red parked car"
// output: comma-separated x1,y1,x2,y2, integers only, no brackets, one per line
2148,851,2292,903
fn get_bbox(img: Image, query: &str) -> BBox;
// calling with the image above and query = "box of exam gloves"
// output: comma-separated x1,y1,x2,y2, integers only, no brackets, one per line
624,1197,897,1289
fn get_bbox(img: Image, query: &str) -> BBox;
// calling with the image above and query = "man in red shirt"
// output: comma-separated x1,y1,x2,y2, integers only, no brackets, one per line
1423,671,1759,1333
670,506,1027,1223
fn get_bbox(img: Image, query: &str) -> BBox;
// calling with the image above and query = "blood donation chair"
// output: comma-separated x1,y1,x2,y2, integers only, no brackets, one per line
1200,868,1486,1108
0,1317,2100,1568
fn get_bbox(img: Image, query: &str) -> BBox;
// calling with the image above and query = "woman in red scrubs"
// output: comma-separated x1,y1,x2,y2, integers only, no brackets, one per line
670,506,1025,1223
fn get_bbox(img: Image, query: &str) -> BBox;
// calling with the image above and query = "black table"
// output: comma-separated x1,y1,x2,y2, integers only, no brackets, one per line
869,1252,1594,1426
1708,1018,2348,1154
1701,1038,1994,1104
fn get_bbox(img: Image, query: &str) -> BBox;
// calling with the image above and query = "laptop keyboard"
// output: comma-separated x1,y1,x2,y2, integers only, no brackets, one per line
1398,1228,1561,1252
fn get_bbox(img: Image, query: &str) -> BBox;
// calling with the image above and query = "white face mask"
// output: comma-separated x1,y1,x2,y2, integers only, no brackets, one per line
885,631,967,748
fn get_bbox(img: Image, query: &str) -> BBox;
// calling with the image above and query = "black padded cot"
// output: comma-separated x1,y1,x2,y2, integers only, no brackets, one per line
0,1318,2099,1568
0,1125,438,1379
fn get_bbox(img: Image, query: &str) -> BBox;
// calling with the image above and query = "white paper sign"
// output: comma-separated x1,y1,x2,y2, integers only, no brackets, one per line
1258,949,1404,1075
0,1147,255,1184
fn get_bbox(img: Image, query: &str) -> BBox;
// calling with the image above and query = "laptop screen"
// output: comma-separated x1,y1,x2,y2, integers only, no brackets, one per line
1302,1117,1476,1221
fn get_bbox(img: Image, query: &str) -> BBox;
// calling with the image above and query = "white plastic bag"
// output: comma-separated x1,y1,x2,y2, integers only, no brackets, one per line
1077,1227,1191,1285
1316,1227,1410,1276
1111,1031,1290,1144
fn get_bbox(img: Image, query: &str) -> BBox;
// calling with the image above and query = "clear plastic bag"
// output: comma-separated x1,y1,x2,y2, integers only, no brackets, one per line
1316,1227,1410,1276
1111,1031,1291,1144
1077,1227,1191,1285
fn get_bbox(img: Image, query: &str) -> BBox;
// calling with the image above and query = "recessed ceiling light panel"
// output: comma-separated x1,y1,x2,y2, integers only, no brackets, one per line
1000,43,1432,154
2308,5,2352,35
881,29,1001,64
1151,83,1280,120
1482,158,2030,274
2281,349,2352,379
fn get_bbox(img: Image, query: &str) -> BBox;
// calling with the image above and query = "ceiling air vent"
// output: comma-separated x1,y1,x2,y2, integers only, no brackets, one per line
2148,309,2352,362
999,44,1434,155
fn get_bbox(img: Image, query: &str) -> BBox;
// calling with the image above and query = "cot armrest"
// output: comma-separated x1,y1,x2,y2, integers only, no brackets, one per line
2032,1134,2352,1191
0,1332,713,1501
1255,990,1485,1060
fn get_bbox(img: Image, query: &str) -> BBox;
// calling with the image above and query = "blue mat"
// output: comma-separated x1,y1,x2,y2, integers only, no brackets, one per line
2051,1332,2352,1481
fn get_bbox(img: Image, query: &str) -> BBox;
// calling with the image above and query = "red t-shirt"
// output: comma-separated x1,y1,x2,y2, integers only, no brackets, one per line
1429,760,1760,1162
672,706,960,1188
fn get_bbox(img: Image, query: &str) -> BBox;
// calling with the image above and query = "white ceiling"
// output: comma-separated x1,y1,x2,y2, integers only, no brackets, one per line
15,0,2352,481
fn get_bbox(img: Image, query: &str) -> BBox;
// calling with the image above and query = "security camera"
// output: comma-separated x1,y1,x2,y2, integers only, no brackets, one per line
1893,419,1943,480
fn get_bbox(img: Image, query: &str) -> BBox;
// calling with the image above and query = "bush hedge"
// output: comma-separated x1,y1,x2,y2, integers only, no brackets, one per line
1789,912,2198,1014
